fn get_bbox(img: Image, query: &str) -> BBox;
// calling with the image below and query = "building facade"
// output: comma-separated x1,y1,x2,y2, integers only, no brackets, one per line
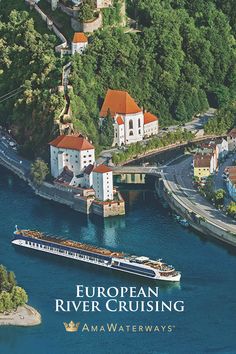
92,165,113,201
227,128,236,151
193,153,214,179
49,135,95,178
99,89,159,146
71,32,88,54
96,0,112,8
216,138,228,159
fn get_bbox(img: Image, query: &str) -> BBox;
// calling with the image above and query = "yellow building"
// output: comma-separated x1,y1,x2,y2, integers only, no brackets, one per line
193,153,214,179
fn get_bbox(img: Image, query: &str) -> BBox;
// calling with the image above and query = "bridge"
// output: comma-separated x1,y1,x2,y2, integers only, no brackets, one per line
112,165,164,176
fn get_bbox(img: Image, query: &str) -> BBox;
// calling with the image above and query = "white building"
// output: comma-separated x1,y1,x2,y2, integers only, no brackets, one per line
215,138,228,159
50,0,59,10
49,135,95,179
96,0,112,8
99,89,159,146
144,112,159,137
71,32,88,55
93,165,113,201
227,128,236,151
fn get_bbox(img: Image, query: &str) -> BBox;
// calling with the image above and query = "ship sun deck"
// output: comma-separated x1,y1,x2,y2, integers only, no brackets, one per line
15,230,124,258
14,229,178,276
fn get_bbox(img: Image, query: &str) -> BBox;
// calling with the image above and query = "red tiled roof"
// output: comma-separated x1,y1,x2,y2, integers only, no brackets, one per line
116,116,124,125
227,128,236,138
93,165,112,174
100,89,142,117
194,153,213,168
72,32,88,43
49,135,94,151
144,112,158,125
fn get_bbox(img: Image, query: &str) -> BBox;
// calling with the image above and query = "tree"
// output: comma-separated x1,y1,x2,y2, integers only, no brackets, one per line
11,286,28,308
31,159,49,185
227,201,236,217
0,265,11,292
214,189,226,206
78,1,95,22
100,111,114,147
0,291,13,313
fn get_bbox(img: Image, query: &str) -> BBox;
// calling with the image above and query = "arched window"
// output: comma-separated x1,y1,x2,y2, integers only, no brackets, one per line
138,118,141,128
129,120,133,130
129,131,134,136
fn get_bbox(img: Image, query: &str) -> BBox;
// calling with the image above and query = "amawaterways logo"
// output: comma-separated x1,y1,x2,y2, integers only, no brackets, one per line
63,321,176,334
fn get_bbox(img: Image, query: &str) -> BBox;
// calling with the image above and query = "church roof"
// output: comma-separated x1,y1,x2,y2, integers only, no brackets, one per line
49,135,94,151
100,89,142,117
144,112,158,125
72,32,88,43
116,116,124,125
93,165,113,174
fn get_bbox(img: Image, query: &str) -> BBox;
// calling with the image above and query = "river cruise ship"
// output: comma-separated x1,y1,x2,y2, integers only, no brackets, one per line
12,227,181,282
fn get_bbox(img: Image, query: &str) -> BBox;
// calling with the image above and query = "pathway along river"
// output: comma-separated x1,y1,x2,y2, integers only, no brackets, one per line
0,165,236,354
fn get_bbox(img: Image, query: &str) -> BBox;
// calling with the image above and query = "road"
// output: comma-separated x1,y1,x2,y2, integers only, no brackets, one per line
0,130,30,176
164,156,236,234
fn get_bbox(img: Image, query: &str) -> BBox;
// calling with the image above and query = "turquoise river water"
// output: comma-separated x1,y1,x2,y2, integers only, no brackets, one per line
0,167,235,354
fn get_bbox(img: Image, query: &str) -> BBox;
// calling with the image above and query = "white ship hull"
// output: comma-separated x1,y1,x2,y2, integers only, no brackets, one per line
12,238,181,282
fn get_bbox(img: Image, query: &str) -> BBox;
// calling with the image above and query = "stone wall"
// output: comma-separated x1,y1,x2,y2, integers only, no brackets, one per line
161,177,236,247
25,0,68,54
71,12,103,33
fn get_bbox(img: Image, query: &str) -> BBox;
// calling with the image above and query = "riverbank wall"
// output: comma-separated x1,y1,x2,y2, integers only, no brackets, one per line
158,177,236,247
0,154,125,218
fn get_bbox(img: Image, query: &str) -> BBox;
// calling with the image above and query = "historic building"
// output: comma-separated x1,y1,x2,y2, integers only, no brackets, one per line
49,135,95,179
92,165,113,201
71,32,88,54
99,89,159,146
227,128,236,151
49,136,123,213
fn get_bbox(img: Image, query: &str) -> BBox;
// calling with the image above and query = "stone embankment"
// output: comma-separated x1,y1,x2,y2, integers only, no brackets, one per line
0,149,125,217
0,305,41,327
158,160,236,247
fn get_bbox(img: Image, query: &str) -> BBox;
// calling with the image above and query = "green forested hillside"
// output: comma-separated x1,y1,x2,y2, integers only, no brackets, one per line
71,0,236,135
1,0,236,156
0,1,64,158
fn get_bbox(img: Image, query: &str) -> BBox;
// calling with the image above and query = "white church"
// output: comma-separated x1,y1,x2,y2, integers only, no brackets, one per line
99,89,159,146
49,135,114,201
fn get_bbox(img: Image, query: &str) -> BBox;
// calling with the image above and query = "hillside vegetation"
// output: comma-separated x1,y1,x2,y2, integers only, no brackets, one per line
0,1,64,158
1,0,236,155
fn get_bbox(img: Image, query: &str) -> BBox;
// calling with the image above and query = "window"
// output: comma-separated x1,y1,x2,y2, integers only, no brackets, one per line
138,118,141,128
66,153,68,156
66,159,68,162
129,120,133,129
129,131,134,136
138,129,141,134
